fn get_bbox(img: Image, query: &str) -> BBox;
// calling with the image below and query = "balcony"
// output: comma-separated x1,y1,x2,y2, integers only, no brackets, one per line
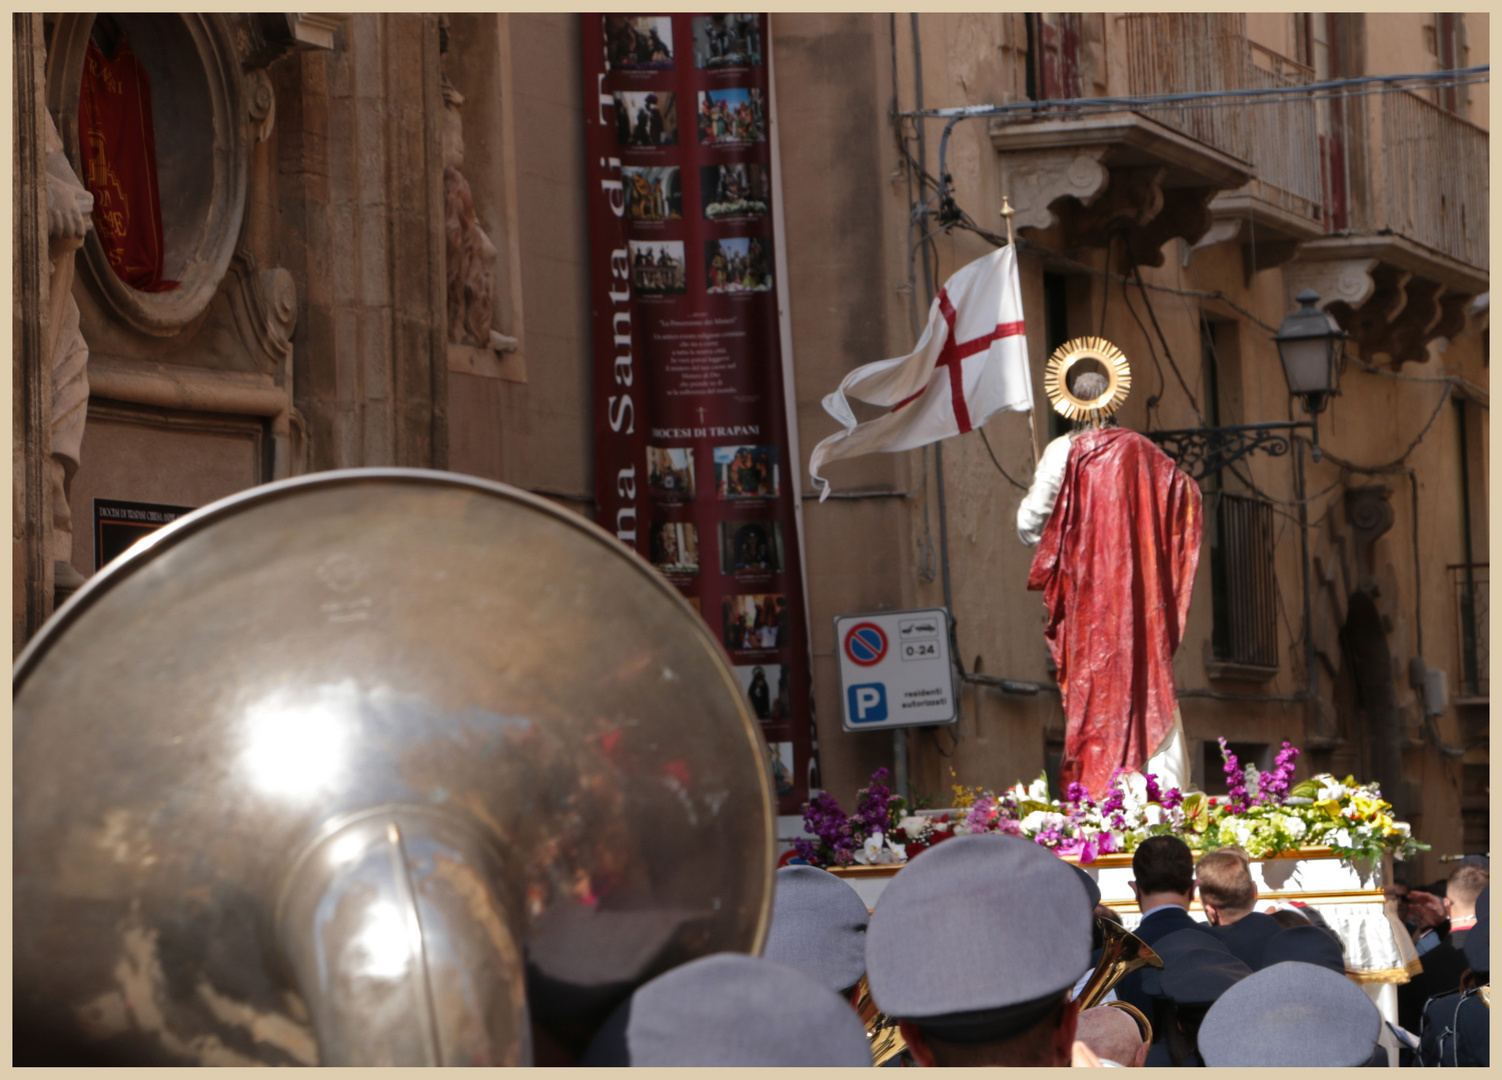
1200,43,1326,281
1287,86,1488,366
991,13,1253,267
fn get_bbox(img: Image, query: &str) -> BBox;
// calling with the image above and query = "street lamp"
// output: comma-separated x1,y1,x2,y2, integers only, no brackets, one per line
1274,289,1348,460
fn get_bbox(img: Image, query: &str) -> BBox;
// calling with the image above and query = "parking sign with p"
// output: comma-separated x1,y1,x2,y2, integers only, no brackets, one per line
834,608,956,732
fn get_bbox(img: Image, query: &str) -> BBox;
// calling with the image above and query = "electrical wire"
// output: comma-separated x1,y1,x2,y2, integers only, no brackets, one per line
977,428,1029,491
905,64,1489,119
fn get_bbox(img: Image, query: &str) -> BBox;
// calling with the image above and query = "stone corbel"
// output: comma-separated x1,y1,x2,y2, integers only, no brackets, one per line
247,68,275,143
1003,149,1109,234
1285,258,1377,314
226,249,298,372
1343,485,1394,596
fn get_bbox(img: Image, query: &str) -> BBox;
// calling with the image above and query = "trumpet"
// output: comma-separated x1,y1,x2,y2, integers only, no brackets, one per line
1073,918,1164,1043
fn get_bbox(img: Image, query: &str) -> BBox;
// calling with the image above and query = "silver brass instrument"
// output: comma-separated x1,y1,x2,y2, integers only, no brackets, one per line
13,469,776,1065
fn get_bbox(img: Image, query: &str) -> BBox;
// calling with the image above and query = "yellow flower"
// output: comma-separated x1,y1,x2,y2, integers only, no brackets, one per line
1315,798,1344,820
952,784,977,810
1349,795,1379,819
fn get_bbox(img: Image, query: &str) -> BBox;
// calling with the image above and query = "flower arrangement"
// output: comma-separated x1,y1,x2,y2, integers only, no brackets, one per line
795,741,1427,869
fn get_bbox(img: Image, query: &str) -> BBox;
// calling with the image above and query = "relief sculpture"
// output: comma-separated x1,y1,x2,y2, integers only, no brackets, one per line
43,110,94,599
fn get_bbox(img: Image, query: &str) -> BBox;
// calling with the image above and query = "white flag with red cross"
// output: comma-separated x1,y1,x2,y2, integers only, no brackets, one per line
808,244,1032,500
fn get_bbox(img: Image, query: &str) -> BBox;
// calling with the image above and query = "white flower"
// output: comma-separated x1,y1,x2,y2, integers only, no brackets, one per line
898,815,930,841
1283,815,1308,839
1317,778,1348,801
1021,810,1065,835
889,841,908,863
1393,822,1410,837
1331,828,1353,848
951,822,973,836
856,833,885,865
1027,776,1051,802
1143,804,1165,827
931,819,951,833
1243,764,1261,798
1121,772,1149,811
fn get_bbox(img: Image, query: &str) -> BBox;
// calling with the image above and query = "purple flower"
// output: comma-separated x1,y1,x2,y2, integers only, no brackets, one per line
964,793,996,834
1143,773,1163,804
1258,742,1301,805
852,768,893,839
1064,782,1094,809
1218,738,1249,813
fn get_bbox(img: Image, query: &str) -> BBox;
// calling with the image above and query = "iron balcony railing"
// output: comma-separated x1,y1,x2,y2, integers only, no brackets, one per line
1241,42,1322,218
1360,88,1489,270
1449,563,1488,698
1122,13,1250,162
1208,491,1279,670
1119,16,1486,271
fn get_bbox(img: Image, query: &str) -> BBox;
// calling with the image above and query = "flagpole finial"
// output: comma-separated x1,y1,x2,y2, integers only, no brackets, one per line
999,196,1015,247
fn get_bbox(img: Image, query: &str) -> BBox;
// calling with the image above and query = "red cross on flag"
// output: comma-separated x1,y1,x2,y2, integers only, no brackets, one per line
809,244,1032,500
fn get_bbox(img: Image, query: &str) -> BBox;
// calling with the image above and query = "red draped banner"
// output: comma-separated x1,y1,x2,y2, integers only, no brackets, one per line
78,39,177,293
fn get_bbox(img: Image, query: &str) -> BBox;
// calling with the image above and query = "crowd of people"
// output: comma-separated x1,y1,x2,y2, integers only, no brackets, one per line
579,833,1489,1066
706,238,771,293
604,17,673,70
724,593,786,651
697,91,765,144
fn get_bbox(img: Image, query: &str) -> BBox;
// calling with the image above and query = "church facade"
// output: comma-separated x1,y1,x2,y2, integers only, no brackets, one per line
13,13,1488,880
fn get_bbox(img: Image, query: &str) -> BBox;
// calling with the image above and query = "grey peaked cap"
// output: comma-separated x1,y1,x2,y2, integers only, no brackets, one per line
762,864,871,993
1198,960,1381,1067
579,952,873,1066
865,833,1094,1020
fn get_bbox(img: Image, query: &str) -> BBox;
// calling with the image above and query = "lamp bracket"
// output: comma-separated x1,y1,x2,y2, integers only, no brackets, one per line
1146,422,1314,482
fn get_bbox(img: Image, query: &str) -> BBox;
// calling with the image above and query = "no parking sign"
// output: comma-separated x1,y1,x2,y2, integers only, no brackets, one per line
834,608,957,732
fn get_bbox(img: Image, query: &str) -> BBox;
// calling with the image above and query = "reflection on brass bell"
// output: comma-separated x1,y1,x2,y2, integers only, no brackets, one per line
14,469,775,1065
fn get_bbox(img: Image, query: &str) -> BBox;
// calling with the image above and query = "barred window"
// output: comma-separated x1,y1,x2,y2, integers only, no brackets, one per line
1208,491,1279,669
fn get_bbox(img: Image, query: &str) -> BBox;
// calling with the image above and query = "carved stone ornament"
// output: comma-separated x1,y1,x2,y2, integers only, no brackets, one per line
1004,150,1109,234
43,110,94,598
226,250,299,370
1344,484,1395,595
247,68,276,144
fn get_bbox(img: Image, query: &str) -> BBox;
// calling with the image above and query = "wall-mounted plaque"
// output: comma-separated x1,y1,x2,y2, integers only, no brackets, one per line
94,498,195,570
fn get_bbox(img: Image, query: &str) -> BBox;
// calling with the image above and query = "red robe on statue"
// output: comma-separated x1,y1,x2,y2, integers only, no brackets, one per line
1027,427,1202,798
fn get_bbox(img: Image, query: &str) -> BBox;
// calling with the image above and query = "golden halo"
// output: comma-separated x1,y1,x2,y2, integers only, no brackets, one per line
1043,337,1131,422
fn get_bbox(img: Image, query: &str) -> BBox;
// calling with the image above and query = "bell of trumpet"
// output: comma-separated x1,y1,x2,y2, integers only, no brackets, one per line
1073,917,1163,1043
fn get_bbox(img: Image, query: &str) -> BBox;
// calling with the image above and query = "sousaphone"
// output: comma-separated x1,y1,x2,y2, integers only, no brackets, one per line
13,469,776,1065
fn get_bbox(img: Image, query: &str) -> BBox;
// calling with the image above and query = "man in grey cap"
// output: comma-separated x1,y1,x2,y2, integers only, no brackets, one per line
761,865,870,1003
1198,961,1382,1067
864,834,1096,1066
578,953,874,1066
1194,848,1283,970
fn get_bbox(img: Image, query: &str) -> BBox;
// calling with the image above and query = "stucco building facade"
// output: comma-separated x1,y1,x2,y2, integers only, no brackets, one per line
13,12,1488,883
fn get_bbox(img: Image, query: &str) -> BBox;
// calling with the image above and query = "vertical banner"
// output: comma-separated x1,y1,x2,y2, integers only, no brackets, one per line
585,14,816,814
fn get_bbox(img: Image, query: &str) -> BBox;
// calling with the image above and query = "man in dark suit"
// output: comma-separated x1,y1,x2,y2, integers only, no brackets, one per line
1400,863,1489,1035
1116,836,1215,1025
1195,848,1284,970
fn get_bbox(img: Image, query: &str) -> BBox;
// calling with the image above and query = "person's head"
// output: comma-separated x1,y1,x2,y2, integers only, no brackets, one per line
1195,849,1258,926
1198,961,1381,1067
1144,929,1251,1064
761,865,870,1002
1131,835,1196,910
1074,1005,1147,1067
1262,925,1344,974
1267,906,1312,931
1446,863,1489,919
578,953,872,1066
865,834,1095,1067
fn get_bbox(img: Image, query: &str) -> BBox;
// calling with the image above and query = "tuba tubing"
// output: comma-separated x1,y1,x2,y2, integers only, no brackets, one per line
1074,918,1163,1014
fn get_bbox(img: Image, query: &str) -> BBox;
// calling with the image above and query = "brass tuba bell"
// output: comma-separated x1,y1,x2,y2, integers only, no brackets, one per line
13,470,777,1066
1073,917,1163,1043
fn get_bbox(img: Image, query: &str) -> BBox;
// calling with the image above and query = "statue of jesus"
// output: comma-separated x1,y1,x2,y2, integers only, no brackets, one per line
1017,352,1201,797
